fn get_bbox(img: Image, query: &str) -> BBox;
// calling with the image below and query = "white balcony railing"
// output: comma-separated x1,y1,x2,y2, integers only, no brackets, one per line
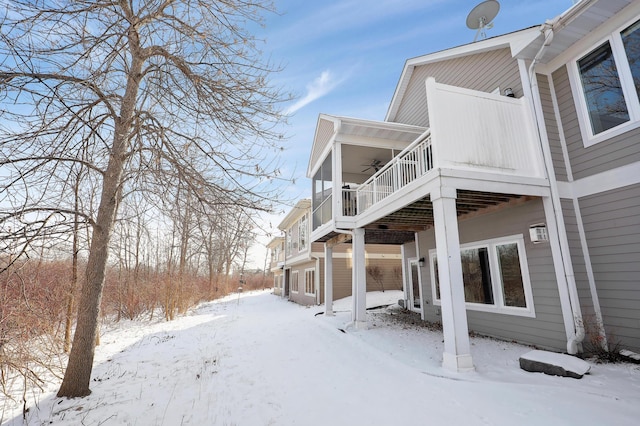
338,79,543,221
342,133,433,216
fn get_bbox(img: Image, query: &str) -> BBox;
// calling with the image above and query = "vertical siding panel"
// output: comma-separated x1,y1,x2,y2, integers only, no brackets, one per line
579,184,640,352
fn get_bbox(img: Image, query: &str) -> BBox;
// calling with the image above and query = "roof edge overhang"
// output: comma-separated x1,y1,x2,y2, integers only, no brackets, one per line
385,26,541,122
511,0,602,62
266,236,284,249
277,198,311,230
306,114,427,178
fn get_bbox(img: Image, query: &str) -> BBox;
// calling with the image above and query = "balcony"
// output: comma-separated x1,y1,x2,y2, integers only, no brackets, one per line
309,78,548,241
349,80,546,219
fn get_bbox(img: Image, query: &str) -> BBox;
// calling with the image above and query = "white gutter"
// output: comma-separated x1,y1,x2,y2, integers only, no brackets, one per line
528,19,585,354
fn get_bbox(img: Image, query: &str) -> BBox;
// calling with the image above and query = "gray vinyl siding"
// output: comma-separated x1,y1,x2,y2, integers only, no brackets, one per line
393,48,522,127
578,184,640,352
537,73,568,181
551,65,640,180
419,199,567,351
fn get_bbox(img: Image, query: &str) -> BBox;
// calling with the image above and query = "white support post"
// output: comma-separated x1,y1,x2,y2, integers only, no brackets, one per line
324,243,334,316
432,186,474,372
542,196,582,352
400,244,409,308
352,228,367,328
281,274,286,299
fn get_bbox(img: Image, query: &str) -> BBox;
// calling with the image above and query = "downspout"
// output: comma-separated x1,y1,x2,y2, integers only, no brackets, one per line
528,19,585,353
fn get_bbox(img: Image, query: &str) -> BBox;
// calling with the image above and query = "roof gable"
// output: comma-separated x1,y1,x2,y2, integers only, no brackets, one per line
385,26,540,122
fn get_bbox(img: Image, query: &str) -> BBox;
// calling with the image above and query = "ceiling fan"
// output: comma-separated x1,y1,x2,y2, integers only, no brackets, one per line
361,159,383,173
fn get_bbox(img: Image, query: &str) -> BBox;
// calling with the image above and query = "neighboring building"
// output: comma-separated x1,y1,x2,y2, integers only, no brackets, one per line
307,0,640,372
266,236,285,296
267,199,402,306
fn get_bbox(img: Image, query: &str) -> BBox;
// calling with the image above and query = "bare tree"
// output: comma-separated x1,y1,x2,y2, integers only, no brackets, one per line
1,0,290,397
366,264,386,292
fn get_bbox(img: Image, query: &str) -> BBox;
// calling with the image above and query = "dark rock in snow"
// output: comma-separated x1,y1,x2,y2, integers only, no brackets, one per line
620,349,640,364
519,350,591,379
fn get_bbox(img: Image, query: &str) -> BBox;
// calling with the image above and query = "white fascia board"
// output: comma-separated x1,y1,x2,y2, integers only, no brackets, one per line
438,169,551,197
335,134,413,150
540,0,639,73
556,162,640,199
266,236,284,249
310,221,335,243
284,253,313,267
306,114,340,178
338,115,426,134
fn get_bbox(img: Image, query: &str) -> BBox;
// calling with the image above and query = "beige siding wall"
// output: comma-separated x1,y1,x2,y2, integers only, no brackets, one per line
394,48,522,127
288,243,402,306
287,259,317,306
418,199,567,351
551,65,640,179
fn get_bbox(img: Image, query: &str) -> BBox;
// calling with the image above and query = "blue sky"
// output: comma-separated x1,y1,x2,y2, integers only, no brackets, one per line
251,0,577,263
260,0,574,201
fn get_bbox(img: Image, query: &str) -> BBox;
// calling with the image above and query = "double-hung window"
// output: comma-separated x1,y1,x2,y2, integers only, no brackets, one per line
285,230,292,257
430,234,534,317
304,269,315,295
571,18,640,146
298,213,308,251
291,271,299,293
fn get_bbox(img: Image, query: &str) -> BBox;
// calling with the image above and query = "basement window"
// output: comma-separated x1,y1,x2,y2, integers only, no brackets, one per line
430,235,534,317
304,268,315,296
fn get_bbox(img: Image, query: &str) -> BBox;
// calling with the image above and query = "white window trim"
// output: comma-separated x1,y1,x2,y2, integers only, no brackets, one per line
298,213,308,252
429,234,535,318
304,268,315,296
290,270,299,293
285,229,293,257
568,17,640,147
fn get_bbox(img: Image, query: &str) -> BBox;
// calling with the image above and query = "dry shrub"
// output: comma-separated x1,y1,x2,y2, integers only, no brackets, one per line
0,258,69,414
1,254,265,415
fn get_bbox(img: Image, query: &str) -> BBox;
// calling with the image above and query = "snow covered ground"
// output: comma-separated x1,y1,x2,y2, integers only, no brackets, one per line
3,289,640,425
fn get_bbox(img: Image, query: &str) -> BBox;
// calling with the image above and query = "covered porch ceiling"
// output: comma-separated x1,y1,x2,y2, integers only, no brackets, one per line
319,190,533,246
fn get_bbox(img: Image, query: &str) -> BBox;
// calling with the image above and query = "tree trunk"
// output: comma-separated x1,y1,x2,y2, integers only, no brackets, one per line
56,154,124,397
57,36,143,396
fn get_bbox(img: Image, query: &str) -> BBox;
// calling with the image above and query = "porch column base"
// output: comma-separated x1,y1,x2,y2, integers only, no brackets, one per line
443,352,475,372
353,320,368,330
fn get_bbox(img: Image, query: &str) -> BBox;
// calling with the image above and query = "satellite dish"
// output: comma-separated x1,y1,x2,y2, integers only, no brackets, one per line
466,0,500,42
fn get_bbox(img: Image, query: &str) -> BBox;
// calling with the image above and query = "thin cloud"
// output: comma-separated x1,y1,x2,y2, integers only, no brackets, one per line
285,70,344,115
